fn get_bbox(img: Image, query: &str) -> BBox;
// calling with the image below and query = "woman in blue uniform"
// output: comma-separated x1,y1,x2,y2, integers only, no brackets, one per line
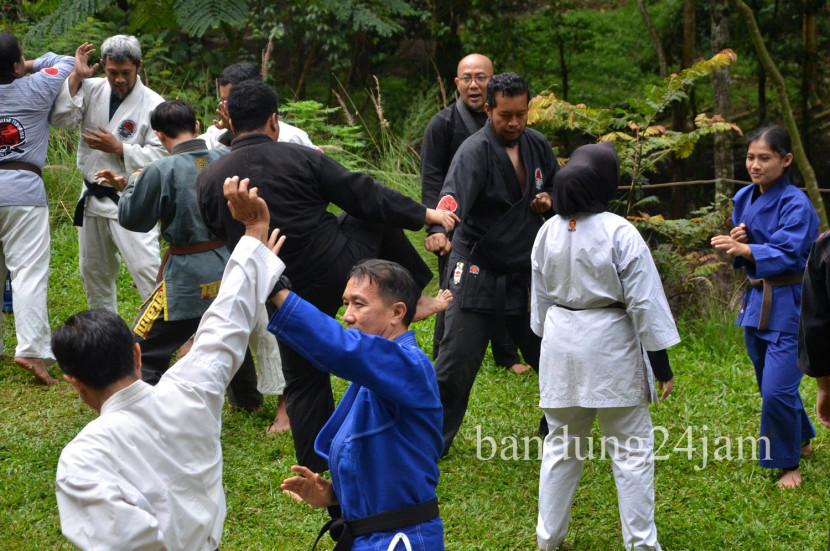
711,125,818,488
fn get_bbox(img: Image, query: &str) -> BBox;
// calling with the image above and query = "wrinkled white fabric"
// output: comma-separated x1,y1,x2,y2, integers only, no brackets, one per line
56,237,283,550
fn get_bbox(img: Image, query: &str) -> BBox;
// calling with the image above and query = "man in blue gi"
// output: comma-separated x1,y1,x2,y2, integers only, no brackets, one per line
275,259,443,551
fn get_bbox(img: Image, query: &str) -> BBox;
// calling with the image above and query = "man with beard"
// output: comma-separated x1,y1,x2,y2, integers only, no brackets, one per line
51,35,164,312
421,53,528,374
426,72,558,455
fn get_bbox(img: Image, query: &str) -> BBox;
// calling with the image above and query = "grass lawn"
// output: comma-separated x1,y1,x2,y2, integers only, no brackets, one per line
2,132,830,550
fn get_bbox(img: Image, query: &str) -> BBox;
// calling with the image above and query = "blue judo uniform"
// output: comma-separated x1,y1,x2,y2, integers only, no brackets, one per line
732,175,818,469
268,292,444,551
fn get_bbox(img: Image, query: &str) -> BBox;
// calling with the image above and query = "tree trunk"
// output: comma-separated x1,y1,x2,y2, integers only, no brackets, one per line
801,0,819,154
636,0,668,78
711,0,733,197
733,0,828,232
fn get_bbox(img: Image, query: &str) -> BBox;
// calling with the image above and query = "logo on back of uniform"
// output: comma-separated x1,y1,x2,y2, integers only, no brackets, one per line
194,157,209,171
118,120,137,139
568,219,577,232
0,118,26,157
535,168,543,190
43,67,59,76
437,195,458,212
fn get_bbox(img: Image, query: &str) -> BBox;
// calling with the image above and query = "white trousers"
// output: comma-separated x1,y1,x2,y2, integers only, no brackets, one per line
0,206,53,360
537,404,661,551
250,308,285,395
78,214,160,312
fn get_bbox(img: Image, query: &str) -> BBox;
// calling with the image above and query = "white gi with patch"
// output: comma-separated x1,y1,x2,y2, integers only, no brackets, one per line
51,76,165,311
531,211,679,551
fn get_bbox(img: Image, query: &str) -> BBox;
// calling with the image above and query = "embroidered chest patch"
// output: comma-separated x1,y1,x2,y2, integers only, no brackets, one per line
118,119,137,139
535,168,543,190
568,219,577,232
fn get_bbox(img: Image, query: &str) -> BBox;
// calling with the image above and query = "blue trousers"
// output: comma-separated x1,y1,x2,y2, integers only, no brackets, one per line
744,327,815,469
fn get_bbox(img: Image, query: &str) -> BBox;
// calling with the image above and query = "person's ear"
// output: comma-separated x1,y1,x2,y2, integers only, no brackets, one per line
64,373,84,394
782,152,794,169
137,60,144,74
391,302,407,325
229,119,237,136
133,342,142,375
194,120,200,134
484,103,491,118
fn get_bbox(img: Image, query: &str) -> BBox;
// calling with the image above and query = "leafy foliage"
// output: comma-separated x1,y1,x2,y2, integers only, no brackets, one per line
529,49,741,215
629,195,734,314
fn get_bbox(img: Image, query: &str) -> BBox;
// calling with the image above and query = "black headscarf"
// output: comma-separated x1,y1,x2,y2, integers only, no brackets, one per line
551,141,620,216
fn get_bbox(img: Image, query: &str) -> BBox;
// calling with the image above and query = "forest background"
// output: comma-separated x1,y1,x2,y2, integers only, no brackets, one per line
2,0,830,549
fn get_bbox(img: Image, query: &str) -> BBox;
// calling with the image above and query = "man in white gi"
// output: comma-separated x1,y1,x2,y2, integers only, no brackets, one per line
201,61,317,151
51,34,164,312
531,142,678,551
54,176,286,550
0,33,77,384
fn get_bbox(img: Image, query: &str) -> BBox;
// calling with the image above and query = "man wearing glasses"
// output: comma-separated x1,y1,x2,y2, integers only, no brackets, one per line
421,54,528,374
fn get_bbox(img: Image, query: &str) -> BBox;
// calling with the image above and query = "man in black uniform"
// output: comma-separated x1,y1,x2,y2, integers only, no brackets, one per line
426,73,558,456
196,80,457,473
421,54,528,374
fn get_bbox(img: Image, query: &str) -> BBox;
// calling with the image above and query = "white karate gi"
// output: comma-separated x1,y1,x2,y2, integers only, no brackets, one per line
200,120,317,150
531,211,680,551
56,237,283,550
50,76,165,311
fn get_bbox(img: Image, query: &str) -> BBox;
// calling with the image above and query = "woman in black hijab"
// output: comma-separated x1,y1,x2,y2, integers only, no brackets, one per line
531,140,678,551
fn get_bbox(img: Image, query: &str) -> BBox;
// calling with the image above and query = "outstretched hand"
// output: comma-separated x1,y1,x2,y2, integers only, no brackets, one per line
281,465,338,508
425,208,460,233
93,169,129,192
223,176,280,248
73,42,99,79
213,100,231,131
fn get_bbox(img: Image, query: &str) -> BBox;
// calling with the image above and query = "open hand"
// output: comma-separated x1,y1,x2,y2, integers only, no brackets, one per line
281,465,338,508
82,126,123,156
73,42,99,79
93,169,128,192
213,100,231,131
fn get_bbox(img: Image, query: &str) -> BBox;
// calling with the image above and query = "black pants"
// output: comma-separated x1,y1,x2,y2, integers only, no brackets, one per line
279,214,433,473
433,252,522,367
132,293,262,410
434,300,543,456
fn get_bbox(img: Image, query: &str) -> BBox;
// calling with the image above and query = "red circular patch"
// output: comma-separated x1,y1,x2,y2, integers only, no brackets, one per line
437,195,458,213
43,67,59,76
569,219,577,230
0,122,21,147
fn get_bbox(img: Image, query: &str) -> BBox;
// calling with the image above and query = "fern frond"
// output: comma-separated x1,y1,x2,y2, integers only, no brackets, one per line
174,0,249,37
24,0,115,42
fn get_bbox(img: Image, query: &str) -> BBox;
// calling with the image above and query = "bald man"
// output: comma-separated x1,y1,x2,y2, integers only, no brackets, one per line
420,54,527,373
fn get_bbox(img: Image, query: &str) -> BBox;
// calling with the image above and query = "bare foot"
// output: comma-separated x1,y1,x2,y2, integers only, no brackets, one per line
267,396,291,434
413,289,453,322
776,468,802,489
14,356,58,385
801,443,813,457
508,363,531,375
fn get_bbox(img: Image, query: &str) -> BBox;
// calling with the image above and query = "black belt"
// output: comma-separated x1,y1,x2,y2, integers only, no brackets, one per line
73,180,121,226
312,498,439,551
555,301,625,311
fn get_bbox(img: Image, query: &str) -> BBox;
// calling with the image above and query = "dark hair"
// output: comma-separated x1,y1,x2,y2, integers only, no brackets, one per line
51,309,137,389
487,72,529,109
347,259,420,327
218,62,261,86
746,124,792,158
150,100,197,138
227,80,279,133
0,33,22,76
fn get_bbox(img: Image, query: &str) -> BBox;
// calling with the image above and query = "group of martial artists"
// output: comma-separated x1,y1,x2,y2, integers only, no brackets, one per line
3,28,828,551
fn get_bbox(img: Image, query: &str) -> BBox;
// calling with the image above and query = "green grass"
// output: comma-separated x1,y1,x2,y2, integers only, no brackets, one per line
3,127,830,550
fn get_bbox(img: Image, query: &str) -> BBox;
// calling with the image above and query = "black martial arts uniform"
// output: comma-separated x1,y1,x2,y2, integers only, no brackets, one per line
429,121,558,455
196,133,433,472
421,98,522,366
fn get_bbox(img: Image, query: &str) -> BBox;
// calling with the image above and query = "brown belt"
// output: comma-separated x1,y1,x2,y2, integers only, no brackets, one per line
156,239,225,283
0,161,42,178
555,301,626,311
747,273,804,331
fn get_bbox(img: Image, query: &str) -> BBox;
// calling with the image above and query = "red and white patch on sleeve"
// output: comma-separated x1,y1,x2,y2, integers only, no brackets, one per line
43,67,59,76
437,195,458,212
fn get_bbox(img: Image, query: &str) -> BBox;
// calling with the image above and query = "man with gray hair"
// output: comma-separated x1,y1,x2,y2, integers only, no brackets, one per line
51,34,164,312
